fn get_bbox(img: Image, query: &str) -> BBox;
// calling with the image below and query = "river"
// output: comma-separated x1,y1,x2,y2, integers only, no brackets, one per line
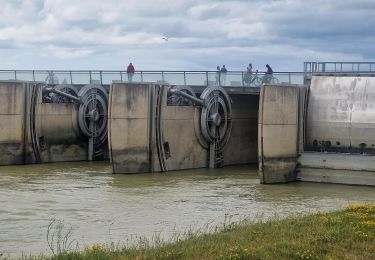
0,162,374,257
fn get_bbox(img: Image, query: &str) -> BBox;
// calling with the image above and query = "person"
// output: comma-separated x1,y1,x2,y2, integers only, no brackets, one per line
247,63,253,74
127,62,135,82
220,65,227,86
244,63,253,86
215,66,220,86
266,64,273,74
265,64,273,83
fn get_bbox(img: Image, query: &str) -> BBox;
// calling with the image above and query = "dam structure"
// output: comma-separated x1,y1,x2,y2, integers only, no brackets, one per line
0,62,375,186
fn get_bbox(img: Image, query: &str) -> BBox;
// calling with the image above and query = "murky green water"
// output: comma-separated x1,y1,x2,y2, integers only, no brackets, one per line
0,162,374,257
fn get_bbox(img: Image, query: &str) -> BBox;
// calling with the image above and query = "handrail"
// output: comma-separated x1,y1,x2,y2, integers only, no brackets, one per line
0,70,306,87
304,61,375,73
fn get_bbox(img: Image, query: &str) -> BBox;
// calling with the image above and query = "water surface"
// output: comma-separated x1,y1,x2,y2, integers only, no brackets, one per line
0,162,374,257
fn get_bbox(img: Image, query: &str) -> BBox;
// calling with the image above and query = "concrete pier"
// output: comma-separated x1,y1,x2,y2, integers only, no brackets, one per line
258,84,307,184
0,81,35,165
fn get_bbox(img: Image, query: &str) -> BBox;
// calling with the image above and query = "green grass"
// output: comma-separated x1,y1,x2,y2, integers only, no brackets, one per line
36,205,375,259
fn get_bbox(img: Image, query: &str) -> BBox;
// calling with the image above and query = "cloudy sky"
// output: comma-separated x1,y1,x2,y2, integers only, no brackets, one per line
0,0,374,71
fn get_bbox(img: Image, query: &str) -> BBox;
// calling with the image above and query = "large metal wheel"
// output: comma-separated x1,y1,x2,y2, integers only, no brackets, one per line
200,86,232,167
51,84,78,103
167,85,197,106
77,85,108,148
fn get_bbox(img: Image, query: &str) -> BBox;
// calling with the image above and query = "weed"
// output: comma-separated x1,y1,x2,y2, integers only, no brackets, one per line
46,219,77,256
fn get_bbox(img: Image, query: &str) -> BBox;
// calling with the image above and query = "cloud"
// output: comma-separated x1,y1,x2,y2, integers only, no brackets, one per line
0,0,373,71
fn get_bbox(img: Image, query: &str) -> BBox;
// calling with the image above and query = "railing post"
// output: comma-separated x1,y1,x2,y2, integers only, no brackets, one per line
89,71,92,84
120,71,123,82
52,71,55,84
32,70,35,82
206,71,209,86
289,72,291,84
241,72,244,87
141,71,143,82
14,70,17,81
183,72,186,86
70,71,73,84
100,71,103,85
162,71,165,83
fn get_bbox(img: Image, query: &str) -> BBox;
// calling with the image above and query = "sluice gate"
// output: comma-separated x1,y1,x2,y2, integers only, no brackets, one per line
108,83,258,173
0,81,109,165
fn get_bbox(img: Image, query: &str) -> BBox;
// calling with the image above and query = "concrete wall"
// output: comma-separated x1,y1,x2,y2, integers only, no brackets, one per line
258,84,306,184
306,76,375,153
299,76,375,186
161,105,208,170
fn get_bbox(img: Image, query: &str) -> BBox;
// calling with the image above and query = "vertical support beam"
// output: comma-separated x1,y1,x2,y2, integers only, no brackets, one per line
147,84,154,172
209,143,216,168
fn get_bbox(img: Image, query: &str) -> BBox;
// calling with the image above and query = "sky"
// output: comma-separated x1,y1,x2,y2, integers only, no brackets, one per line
0,0,374,72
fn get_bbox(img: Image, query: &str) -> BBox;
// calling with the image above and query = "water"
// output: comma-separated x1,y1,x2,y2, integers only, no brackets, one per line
0,162,374,257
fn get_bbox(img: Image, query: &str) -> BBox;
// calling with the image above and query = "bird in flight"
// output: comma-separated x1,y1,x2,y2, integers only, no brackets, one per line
162,37,169,41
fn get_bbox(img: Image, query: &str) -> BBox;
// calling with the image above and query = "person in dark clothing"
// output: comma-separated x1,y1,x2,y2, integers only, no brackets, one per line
127,62,135,82
265,64,273,83
266,64,273,74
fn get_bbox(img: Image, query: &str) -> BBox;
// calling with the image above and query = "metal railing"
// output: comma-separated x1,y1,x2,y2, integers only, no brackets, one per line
304,62,375,74
0,70,305,87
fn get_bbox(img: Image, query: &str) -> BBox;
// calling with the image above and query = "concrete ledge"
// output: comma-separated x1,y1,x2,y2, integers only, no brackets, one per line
298,152,375,186
297,168,375,186
299,152,375,171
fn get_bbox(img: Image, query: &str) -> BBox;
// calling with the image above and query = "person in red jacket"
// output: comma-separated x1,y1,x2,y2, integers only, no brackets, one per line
127,62,135,82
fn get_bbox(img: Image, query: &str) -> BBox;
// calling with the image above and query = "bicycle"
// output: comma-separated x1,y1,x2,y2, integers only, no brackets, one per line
244,71,279,87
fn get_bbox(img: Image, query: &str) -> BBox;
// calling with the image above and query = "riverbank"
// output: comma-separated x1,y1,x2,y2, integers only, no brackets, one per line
40,204,375,259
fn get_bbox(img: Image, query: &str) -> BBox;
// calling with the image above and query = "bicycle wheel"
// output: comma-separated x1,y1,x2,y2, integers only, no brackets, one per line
254,77,262,87
270,76,279,84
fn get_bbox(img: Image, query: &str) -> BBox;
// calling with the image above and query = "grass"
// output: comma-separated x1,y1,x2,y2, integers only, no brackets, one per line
28,205,375,259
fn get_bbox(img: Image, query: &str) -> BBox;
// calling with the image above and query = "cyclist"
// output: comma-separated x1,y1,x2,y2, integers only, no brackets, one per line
265,64,273,83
